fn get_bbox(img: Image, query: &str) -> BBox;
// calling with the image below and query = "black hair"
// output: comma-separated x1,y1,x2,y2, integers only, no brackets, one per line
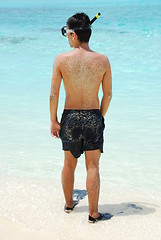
66,12,92,43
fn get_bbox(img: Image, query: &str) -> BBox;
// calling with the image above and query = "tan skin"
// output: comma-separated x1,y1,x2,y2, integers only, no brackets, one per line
50,25,112,219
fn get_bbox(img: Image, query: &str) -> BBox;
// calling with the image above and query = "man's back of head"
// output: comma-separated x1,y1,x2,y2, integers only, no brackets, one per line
66,12,92,43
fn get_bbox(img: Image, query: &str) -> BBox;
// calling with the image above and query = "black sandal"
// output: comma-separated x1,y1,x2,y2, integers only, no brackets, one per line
64,200,78,213
88,212,103,223
88,212,113,223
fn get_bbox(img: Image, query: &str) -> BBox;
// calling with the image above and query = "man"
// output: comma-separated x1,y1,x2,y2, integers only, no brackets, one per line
50,12,112,223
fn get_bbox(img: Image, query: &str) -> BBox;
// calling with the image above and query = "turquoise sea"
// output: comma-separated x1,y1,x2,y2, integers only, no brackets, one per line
0,0,161,195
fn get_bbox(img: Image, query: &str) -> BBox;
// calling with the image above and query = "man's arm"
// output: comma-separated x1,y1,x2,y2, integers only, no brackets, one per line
50,56,62,122
100,57,112,117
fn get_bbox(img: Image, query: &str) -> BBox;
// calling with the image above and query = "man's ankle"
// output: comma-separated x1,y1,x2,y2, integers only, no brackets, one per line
89,212,100,218
66,199,74,208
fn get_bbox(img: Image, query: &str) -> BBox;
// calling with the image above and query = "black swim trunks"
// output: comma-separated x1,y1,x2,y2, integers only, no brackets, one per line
59,109,105,158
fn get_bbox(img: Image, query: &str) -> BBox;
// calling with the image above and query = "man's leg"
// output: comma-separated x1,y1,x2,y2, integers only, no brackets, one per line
61,150,78,208
85,149,101,218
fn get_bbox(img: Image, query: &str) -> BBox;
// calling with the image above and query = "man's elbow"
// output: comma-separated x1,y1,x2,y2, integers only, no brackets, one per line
104,93,112,101
108,95,112,102
49,92,58,101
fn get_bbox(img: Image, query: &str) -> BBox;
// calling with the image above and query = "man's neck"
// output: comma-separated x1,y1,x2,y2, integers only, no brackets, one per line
74,42,91,51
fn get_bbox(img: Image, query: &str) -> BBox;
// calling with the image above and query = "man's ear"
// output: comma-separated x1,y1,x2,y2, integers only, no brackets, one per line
72,32,77,40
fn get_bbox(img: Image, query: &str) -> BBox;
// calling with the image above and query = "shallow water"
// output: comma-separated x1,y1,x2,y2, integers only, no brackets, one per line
0,0,161,194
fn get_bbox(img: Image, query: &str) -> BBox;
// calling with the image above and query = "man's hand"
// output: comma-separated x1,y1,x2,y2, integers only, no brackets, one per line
50,120,61,138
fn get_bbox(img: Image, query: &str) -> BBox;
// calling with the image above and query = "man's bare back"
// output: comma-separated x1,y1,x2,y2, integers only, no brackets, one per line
57,48,108,109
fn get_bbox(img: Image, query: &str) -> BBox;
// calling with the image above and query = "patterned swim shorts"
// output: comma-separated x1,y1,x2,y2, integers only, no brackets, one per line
59,109,105,158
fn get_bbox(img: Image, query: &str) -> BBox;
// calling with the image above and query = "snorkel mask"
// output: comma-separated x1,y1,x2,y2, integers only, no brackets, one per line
61,13,101,37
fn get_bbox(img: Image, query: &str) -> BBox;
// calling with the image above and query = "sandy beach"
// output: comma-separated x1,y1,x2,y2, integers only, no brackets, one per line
1,0,161,239
0,175,161,240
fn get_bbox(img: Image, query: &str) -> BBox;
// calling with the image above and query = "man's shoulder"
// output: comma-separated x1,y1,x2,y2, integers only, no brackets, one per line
93,52,110,69
53,52,74,71
53,53,66,67
95,52,110,62
54,52,71,63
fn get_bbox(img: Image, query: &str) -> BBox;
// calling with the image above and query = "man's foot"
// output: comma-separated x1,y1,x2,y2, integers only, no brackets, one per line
88,212,103,223
64,200,78,213
88,212,113,223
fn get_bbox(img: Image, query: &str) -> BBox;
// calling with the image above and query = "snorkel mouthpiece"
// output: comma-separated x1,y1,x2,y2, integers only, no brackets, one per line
90,12,101,25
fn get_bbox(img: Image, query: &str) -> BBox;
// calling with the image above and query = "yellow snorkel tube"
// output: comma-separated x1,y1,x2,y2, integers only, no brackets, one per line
90,13,101,25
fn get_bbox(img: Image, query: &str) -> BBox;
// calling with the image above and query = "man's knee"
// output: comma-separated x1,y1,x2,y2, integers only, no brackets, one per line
86,163,99,172
85,149,101,170
85,157,100,171
63,151,78,170
64,159,74,170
